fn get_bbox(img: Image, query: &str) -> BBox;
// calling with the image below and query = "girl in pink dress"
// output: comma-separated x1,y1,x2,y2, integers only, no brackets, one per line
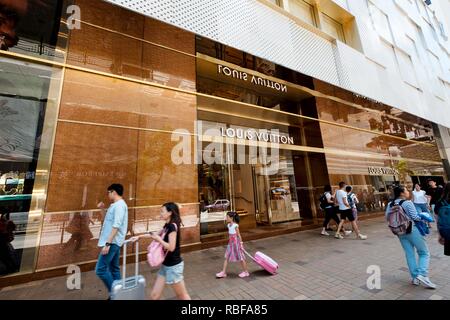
216,212,249,278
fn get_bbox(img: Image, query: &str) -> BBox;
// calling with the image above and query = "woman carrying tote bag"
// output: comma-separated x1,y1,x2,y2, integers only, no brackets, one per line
131,202,190,300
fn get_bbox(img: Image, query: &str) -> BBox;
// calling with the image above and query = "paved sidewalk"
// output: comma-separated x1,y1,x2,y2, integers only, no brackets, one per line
1,217,449,300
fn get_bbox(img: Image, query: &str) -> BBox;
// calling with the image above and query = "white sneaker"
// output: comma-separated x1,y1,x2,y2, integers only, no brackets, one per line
357,234,368,240
416,275,436,289
321,230,330,236
411,278,420,286
344,231,352,236
335,233,343,239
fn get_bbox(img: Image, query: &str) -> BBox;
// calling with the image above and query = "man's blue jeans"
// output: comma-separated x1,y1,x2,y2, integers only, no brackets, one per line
398,226,430,279
95,244,121,292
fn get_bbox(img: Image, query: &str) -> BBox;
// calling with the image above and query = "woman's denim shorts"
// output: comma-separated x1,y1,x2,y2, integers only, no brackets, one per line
158,261,184,285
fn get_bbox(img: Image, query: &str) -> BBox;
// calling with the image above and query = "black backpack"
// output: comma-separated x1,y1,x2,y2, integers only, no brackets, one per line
319,192,330,210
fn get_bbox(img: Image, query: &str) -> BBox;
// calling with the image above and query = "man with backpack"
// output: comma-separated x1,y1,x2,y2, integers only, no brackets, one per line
319,185,341,236
346,185,359,221
335,182,367,240
386,185,436,288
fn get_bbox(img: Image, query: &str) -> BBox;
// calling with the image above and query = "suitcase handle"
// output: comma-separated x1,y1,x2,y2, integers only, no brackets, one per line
122,239,139,288
242,249,256,263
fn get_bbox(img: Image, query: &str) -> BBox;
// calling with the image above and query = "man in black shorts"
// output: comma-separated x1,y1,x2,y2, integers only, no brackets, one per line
335,182,367,240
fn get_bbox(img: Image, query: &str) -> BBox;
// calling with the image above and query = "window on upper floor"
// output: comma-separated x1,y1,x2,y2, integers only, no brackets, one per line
287,0,318,27
320,13,346,42
405,35,421,61
437,21,448,40
415,25,428,52
367,1,394,44
395,48,420,88
428,50,443,75
267,0,282,6
424,20,439,44
436,78,446,100
284,0,362,49
380,39,400,73
417,0,432,22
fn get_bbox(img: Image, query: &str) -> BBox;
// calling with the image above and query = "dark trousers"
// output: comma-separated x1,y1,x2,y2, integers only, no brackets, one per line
323,207,341,228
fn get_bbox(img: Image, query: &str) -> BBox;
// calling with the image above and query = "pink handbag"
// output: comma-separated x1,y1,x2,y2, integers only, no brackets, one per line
147,223,177,267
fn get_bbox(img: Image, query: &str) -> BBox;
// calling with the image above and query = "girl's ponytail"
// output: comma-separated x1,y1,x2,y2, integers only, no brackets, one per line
227,211,240,223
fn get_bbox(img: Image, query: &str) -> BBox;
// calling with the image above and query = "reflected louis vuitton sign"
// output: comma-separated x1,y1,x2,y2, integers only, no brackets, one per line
368,167,399,176
217,65,288,93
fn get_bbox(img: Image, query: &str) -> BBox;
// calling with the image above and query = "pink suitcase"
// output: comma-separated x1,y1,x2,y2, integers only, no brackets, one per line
244,250,279,275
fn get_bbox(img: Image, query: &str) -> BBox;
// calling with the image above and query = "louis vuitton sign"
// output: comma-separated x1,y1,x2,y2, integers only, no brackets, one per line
217,65,288,93
368,167,399,176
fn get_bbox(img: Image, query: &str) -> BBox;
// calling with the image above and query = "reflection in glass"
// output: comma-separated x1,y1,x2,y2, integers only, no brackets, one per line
199,163,230,236
0,56,61,276
0,0,68,61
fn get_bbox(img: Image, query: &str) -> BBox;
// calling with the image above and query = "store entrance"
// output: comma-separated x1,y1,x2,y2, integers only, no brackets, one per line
199,148,301,238
252,160,300,225
230,164,257,230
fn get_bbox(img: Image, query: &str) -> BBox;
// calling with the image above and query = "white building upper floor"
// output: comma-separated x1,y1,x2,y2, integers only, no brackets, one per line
104,0,450,127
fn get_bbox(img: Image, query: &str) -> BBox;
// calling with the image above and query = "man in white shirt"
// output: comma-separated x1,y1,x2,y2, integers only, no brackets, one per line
95,184,129,299
335,182,367,240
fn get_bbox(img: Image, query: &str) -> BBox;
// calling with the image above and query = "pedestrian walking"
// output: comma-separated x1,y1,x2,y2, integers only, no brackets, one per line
131,202,190,300
386,185,436,288
335,182,367,240
413,184,430,214
95,184,129,299
426,179,443,215
319,185,341,236
346,185,359,222
413,184,432,228
216,211,249,278
433,182,450,257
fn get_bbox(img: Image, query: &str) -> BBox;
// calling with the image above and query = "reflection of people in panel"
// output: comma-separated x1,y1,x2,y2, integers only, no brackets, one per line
0,0,28,50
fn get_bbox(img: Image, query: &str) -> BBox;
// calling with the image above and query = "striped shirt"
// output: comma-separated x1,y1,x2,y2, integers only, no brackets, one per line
385,199,421,222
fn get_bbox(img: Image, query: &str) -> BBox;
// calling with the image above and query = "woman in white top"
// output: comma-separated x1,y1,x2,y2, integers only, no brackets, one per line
412,184,430,214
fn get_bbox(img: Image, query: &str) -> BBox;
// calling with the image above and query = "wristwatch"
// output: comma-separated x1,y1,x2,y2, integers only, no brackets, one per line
105,242,112,247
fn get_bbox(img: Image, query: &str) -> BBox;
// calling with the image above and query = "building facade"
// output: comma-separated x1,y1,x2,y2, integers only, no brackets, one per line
0,0,449,283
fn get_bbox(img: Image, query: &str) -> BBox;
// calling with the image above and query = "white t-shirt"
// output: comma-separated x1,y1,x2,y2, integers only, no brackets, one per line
228,223,238,235
336,189,349,210
413,190,428,204
322,191,333,208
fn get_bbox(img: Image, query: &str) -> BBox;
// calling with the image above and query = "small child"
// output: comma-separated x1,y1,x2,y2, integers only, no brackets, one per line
216,211,249,278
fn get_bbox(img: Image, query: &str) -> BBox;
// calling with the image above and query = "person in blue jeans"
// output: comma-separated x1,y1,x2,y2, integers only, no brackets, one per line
412,184,430,214
385,185,436,289
95,184,128,299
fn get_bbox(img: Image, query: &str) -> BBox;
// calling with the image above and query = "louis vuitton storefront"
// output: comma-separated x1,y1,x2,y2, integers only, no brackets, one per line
194,36,446,242
0,0,447,284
